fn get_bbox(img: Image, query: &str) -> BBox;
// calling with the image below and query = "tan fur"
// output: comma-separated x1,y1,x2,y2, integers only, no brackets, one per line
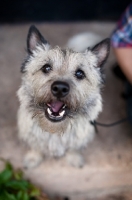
17,26,109,168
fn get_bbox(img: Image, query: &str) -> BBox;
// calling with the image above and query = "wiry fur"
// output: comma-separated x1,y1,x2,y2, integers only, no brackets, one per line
17,25,110,168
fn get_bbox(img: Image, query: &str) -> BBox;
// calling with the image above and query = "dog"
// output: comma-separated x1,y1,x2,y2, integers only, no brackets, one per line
17,25,110,168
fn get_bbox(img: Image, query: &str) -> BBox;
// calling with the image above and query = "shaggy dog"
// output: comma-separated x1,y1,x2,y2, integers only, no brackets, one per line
17,25,110,168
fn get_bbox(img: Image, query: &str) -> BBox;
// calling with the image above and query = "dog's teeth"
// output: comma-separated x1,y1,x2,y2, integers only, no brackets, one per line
59,110,65,117
47,103,51,107
63,104,66,108
47,108,52,115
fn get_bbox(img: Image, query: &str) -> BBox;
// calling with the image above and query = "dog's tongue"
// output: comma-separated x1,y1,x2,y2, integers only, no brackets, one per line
49,101,64,113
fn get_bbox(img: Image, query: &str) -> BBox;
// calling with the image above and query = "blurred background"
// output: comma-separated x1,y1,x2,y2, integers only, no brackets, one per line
0,0,131,23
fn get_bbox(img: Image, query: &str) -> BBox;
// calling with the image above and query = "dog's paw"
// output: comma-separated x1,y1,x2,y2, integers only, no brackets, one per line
65,151,84,168
23,150,43,169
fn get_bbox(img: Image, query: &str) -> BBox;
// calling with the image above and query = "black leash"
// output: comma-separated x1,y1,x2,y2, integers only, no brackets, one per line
90,117,129,133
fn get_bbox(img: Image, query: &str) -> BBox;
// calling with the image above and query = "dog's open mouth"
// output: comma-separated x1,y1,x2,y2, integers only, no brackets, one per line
45,101,67,122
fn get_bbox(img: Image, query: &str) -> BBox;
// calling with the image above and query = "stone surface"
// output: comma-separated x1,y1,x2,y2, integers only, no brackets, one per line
0,22,132,199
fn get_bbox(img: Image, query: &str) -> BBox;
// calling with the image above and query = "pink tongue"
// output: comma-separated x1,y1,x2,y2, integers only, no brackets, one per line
50,101,64,113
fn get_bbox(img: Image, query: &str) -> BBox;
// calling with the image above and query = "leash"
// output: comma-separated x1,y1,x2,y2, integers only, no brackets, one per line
90,117,129,133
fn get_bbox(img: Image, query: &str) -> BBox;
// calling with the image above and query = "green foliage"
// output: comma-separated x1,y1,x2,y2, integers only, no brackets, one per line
0,159,40,200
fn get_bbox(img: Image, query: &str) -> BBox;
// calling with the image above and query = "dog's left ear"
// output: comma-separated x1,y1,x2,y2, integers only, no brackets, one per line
27,25,50,54
91,38,110,68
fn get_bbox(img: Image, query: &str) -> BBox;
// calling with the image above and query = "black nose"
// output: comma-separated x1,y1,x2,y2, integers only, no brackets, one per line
51,81,70,98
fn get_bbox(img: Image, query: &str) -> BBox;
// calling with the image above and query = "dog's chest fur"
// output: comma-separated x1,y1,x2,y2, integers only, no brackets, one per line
18,105,94,157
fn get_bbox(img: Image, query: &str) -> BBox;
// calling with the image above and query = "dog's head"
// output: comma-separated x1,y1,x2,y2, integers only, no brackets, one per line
18,25,110,133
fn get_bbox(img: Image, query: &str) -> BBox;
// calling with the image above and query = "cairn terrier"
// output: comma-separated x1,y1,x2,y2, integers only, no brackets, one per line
17,25,110,168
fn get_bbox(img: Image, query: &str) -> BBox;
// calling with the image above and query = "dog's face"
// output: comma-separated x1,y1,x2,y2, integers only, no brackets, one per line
18,26,110,133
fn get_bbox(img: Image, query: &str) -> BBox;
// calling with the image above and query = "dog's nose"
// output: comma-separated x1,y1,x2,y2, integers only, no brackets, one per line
51,81,70,98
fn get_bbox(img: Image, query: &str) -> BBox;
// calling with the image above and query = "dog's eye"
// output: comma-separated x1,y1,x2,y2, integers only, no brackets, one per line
41,64,52,74
75,69,85,80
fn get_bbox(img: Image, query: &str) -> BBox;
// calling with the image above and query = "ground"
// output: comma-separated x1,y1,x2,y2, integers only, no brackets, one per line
0,22,132,200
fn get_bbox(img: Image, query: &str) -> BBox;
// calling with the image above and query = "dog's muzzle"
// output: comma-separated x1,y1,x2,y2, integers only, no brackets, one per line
45,81,70,122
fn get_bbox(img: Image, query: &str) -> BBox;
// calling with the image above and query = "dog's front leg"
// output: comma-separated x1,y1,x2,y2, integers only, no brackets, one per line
23,150,43,169
65,150,84,168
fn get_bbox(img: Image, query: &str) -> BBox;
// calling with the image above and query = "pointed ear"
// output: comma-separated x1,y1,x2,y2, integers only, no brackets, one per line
91,38,110,67
27,25,50,54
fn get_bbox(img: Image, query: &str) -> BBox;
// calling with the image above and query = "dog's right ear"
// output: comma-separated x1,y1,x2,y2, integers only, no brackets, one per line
91,38,110,68
27,25,50,54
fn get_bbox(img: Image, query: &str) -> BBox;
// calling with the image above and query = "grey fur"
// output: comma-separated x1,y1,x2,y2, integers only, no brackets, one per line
17,26,110,168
